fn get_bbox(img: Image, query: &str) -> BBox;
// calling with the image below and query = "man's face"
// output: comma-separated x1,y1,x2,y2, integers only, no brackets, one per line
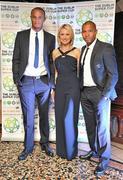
82,23,97,46
31,9,45,32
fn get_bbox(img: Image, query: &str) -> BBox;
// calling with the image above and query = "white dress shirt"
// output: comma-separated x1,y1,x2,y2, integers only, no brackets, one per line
81,39,97,86
24,28,47,76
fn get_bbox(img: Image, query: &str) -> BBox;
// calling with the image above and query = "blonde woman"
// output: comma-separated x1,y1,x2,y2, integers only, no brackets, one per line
52,24,80,160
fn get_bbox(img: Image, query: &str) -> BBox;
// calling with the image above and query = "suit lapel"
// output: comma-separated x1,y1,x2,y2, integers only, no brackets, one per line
43,30,50,76
90,40,101,83
24,29,30,62
43,30,47,62
80,46,86,65
79,46,86,86
91,39,100,63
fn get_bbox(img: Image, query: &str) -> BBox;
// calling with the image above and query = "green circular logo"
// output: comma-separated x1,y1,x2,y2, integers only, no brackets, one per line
21,11,31,27
2,32,16,49
76,9,93,26
97,32,112,43
4,117,20,133
3,76,16,92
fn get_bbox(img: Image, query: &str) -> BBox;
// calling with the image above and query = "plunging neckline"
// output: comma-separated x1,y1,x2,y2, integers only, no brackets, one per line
58,47,76,57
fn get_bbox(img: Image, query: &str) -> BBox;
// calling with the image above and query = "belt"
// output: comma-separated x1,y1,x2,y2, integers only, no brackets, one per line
83,86,97,88
23,74,48,80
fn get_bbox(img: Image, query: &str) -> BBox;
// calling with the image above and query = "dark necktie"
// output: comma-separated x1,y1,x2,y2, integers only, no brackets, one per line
34,32,39,68
80,47,89,88
82,47,89,67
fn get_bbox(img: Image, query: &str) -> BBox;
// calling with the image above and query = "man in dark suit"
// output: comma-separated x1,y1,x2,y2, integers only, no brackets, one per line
12,7,55,160
79,21,118,175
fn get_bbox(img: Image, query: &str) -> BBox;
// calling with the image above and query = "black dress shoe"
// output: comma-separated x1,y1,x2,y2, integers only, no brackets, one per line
94,158,109,176
18,149,33,161
79,151,95,160
41,144,54,157
94,165,106,176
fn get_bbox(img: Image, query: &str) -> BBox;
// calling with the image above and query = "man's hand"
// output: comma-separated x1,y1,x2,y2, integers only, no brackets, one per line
50,89,55,103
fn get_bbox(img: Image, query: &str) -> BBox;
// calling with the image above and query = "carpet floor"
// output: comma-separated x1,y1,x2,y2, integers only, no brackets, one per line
0,141,123,180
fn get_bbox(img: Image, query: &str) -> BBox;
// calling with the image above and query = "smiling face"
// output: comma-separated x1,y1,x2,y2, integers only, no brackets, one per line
57,24,74,46
82,21,97,46
31,8,45,32
59,28,71,45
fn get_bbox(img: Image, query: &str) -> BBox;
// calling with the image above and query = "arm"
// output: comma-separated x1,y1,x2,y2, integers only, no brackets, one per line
12,32,20,85
52,49,58,85
97,44,118,114
102,44,118,98
50,49,58,102
49,34,56,89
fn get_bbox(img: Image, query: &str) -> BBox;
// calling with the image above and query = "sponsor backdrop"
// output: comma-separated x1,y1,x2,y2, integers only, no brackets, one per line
0,0,115,142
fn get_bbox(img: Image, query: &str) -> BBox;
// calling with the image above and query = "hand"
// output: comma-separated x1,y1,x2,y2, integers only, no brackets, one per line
97,96,108,115
15,80,22,87
50,89,55,103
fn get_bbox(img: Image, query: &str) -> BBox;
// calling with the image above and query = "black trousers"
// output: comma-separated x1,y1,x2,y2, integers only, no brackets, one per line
80,86,111,159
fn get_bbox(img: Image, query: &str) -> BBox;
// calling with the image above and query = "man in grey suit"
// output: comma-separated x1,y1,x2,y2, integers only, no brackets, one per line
12,7,55,160
79,21,118,175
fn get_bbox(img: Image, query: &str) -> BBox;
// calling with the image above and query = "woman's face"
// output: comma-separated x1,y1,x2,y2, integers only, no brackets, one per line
59,28,72,46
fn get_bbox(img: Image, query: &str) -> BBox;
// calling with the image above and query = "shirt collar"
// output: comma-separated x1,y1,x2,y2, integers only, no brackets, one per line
87,38,97,50
31,28,43,36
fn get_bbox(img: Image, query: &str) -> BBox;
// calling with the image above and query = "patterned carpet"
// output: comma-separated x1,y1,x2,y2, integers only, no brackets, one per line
0,141,123,180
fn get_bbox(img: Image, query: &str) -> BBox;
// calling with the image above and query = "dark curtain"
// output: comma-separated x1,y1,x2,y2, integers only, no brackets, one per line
114,12,123,95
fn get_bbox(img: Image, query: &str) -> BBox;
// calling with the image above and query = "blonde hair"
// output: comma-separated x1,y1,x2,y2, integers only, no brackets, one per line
57,24,74,46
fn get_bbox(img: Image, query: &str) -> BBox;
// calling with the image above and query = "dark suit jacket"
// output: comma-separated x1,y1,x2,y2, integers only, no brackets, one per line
80,39,118,100
12,29,55,88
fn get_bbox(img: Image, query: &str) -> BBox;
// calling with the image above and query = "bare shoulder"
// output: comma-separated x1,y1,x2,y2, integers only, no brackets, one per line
75,47,81,53
74,47,81,59
52,48,58,54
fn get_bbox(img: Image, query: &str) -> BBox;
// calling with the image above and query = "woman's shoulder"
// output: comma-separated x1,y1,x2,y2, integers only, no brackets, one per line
73,47,81,56
73,47,81,53
52,48,59,55
72,47,81,60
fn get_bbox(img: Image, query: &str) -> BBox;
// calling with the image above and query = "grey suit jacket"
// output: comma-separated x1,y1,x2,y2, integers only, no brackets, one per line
12,28,55,88
80,39,118,100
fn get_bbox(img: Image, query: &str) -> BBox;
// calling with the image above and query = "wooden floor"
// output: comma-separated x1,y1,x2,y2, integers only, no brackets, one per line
111,141,123,163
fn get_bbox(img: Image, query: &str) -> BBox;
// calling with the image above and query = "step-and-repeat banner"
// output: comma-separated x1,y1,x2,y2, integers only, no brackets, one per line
0,0,116,141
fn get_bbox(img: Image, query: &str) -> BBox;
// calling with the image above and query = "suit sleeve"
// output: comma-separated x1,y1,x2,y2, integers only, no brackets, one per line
12,32,20,84
102,44,118,98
